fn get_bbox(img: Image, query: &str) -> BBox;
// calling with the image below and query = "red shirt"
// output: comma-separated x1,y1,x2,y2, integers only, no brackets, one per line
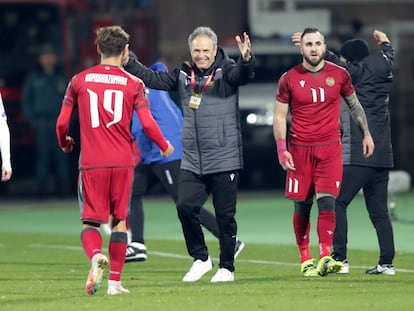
276,61,354,145
56,64,167,169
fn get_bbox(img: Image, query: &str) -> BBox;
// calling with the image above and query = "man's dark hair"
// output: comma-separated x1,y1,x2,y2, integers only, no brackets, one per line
95,26,129,57
301,27,323,40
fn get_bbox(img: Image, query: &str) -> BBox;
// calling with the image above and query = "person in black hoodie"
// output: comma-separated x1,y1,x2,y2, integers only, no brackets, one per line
125,26,254,283
323,30,395,275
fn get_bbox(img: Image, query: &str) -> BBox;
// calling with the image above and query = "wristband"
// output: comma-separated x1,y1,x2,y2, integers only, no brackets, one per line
276,139,288,164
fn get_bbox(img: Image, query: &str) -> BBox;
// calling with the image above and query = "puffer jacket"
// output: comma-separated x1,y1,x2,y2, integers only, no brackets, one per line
125,48,255,175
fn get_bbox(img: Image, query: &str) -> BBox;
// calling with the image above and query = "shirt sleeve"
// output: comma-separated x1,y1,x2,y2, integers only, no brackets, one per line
275,72,290,104
56,78,75,148
133,81,168,152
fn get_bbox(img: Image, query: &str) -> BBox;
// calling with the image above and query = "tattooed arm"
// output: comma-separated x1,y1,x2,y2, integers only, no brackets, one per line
344,92,375,158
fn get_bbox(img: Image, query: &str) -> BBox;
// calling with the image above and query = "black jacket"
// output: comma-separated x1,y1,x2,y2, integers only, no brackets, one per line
125,48,255,175
325,42,394,168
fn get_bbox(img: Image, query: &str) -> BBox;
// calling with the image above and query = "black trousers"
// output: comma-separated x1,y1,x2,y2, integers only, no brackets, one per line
177,169,239,272
333,166,395,265
128,160,220,243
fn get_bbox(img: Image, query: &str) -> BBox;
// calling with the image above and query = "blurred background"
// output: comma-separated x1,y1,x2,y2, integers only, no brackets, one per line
0,0,413,199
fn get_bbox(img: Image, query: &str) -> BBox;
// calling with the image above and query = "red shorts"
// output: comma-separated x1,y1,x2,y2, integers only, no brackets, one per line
78,167,133,223
285,142,343,201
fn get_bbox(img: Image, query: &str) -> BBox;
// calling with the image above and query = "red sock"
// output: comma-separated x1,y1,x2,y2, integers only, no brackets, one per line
81,228,102,260
293,212,312,263
317,210,335,258
108,232,128,281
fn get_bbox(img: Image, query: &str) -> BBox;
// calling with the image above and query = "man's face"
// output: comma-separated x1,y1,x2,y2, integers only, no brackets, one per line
190,35,217,70
39,52,57,69
300,32,326,68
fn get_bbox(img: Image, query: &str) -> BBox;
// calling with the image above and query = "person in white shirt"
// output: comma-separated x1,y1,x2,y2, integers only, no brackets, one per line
0,91,12,181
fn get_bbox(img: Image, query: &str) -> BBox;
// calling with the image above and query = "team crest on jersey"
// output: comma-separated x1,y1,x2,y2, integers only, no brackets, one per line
325,77,335,86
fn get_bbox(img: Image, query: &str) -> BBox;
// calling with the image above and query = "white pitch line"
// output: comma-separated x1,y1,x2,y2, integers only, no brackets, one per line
28,244,414,273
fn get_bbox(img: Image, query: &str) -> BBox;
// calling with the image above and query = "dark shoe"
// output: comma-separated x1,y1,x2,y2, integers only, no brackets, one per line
125,242,147,263
365,264,395,275
234,239,245,259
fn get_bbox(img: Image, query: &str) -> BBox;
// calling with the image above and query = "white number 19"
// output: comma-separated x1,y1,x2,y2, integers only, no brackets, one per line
87,88,124,128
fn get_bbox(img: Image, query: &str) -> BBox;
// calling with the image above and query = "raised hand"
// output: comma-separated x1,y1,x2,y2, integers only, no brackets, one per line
235,32,251,61
373,30,390,44
291,32,302,47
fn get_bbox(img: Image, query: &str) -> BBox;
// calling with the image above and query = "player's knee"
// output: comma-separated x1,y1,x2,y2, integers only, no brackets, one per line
82,220,100,228
316,196,335,211
294,201,312,217
110,231,128,244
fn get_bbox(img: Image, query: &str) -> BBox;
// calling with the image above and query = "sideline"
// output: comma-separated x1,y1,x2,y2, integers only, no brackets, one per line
28,243,414,274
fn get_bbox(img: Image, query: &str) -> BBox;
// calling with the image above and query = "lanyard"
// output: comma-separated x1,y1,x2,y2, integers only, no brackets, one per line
190,69,215,94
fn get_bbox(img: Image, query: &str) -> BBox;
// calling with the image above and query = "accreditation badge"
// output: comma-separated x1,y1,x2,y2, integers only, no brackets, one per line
188,93,202,109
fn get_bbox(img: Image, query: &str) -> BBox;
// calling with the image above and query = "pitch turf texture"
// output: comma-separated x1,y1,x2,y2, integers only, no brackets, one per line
1,191,414,311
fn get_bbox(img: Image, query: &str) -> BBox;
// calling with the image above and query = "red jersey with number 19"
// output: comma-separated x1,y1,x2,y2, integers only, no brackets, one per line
276,61,354,145
58,64,156,169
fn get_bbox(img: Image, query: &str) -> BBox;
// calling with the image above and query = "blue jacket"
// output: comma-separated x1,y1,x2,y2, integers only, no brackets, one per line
131,62,183,165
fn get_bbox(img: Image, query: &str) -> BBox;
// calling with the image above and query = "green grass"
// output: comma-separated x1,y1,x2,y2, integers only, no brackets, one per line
1,192,414,310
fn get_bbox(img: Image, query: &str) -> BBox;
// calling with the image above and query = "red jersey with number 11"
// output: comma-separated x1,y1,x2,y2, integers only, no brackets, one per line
276,61,354,145
57,64,166,169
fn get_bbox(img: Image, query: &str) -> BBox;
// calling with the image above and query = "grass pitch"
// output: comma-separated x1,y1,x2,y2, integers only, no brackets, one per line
1,192,414,311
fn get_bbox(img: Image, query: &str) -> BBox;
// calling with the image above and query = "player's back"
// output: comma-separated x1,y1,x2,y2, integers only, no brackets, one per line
70,64,142,169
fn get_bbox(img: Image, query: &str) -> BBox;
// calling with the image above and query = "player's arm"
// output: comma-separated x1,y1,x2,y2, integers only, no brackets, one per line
56,81,75,153
56,103,75,153
273,100,295,171
344,92,375,158
135,105,174,157
133,81,173,157
0,105,12,181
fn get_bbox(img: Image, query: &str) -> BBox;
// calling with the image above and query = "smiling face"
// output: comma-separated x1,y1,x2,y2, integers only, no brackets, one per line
190,35,217,71
300,31,326,71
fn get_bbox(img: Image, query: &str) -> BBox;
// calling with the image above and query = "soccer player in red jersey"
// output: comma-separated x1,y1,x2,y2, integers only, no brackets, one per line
273,27,374,277
56,26,173,295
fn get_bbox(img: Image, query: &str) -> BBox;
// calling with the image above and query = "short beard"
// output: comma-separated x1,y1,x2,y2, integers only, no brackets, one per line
303,53,324,68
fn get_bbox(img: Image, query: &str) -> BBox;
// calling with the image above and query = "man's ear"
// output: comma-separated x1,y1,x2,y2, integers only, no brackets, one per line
122,44,129,58
96,45,102,55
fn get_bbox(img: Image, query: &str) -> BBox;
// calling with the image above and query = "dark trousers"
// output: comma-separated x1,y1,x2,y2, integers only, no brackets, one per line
333,166,395,265
177,169,238,272
128,160,219,243
34,120,70,194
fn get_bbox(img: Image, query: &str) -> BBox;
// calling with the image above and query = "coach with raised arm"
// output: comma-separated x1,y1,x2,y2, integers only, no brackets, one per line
125,26,254,283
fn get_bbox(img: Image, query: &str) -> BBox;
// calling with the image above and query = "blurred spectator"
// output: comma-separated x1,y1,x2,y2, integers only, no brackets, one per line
22,45,71,197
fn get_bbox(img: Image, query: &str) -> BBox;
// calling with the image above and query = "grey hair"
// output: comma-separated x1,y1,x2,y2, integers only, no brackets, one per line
187,26,218,50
